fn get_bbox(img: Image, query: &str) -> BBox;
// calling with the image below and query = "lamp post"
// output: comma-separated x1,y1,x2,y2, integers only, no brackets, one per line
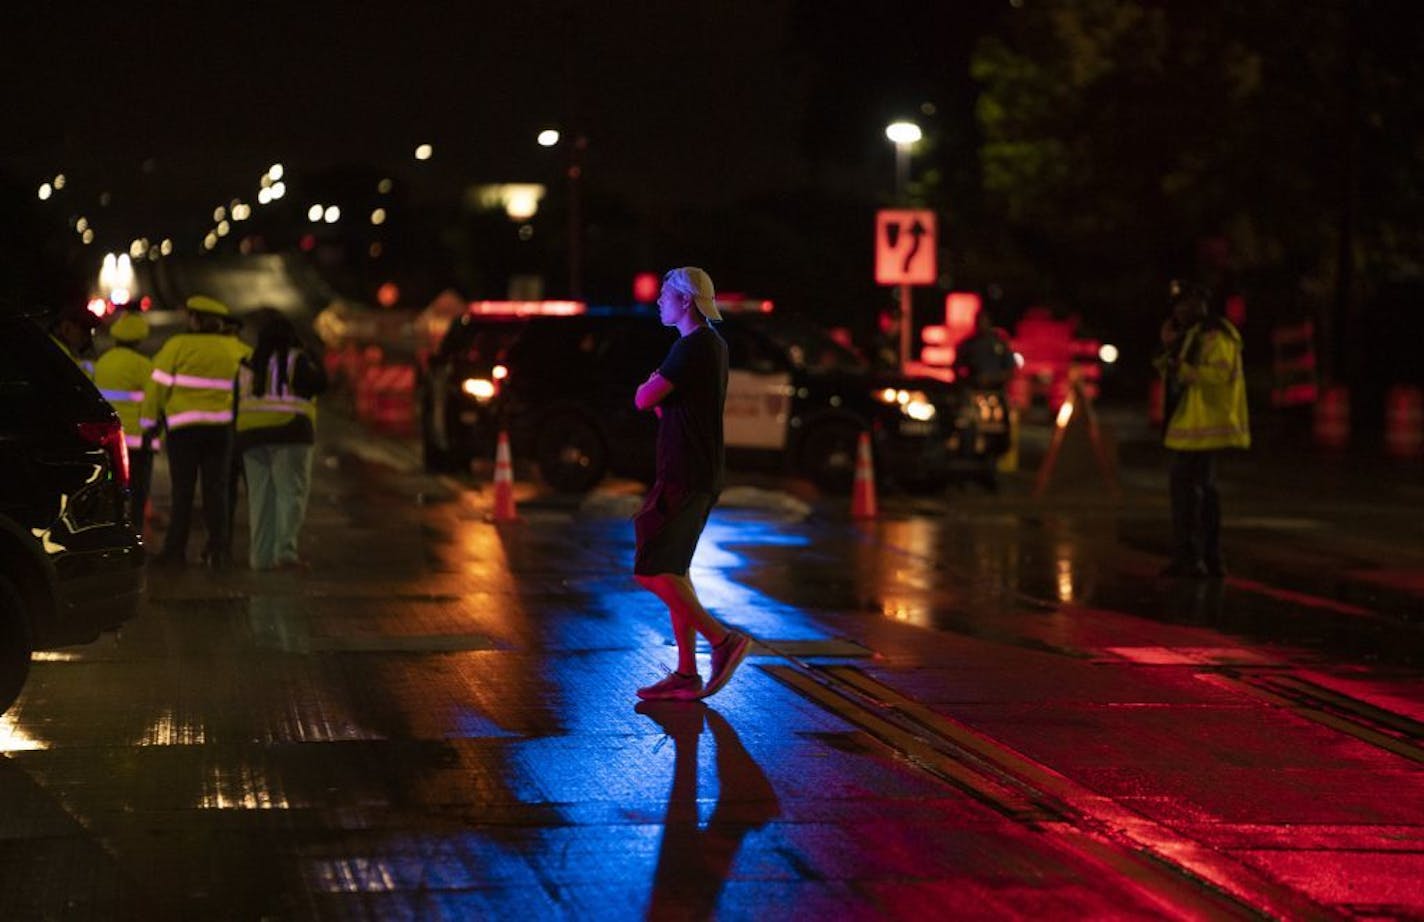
884,120,922,370
537,128,587,299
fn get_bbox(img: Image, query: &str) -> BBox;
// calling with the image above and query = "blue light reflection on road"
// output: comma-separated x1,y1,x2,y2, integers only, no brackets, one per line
492,509,815,915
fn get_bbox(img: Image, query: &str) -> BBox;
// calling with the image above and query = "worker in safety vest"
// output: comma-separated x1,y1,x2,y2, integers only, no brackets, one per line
1153,282,1250,579
47,302,99,377
235,308,327,571
93,311,157,535
143,295,252,569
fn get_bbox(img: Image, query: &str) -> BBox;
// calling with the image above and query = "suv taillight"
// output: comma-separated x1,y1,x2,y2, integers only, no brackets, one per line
76,420,130,489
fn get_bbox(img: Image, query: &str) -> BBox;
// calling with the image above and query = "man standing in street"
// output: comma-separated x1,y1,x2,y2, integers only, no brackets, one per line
1155,283,1250,578
144,295,252,569
47,302,99,377
633,267,751,701
953,307,1017,391
94,311,158,537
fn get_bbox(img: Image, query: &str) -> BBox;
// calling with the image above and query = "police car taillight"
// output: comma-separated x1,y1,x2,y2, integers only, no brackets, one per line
76,419,130,489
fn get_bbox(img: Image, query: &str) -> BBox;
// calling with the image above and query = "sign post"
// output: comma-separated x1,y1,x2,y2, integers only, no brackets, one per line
875,209,938,372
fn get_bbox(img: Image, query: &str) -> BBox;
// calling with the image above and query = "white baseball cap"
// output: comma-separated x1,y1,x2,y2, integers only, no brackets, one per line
663,267,720,321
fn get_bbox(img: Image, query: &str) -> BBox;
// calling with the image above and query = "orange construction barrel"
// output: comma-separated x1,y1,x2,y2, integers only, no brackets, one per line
1385,385,1423,459
1313,386,1350,450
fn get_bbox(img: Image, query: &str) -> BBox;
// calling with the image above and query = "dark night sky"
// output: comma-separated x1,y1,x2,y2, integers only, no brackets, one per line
3,2,1003,310
3,4,828,223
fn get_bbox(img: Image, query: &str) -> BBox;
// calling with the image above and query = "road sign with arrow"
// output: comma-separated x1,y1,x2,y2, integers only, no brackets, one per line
875,209,937,286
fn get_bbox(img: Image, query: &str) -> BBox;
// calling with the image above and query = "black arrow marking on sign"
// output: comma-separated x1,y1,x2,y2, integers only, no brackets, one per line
902,218,928,274
884,221,901,250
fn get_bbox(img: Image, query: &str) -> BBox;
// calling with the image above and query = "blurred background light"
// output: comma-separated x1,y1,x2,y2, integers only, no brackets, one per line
884,121,922,145
414,143,433,161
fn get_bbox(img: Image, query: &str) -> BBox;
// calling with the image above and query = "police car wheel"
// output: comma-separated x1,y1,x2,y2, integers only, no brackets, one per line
536,415,608,493
0,576,32,715
798,421,860,495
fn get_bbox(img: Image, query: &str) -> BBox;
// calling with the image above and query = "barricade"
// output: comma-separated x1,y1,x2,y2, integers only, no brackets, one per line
851,431,877,520
356,362,416,433
1312,386,1350,450
492,431,518,521
1385,385,1423,459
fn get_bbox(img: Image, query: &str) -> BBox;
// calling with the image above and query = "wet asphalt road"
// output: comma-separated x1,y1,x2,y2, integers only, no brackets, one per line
2,409,1423,920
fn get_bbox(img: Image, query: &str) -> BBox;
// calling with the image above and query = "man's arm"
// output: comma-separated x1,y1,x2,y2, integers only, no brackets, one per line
635,371,675,411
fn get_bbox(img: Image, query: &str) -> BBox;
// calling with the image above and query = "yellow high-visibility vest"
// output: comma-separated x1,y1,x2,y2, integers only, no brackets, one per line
1163,319,1251,451
142,333,252,432
236,352,317,433
94,345,160,450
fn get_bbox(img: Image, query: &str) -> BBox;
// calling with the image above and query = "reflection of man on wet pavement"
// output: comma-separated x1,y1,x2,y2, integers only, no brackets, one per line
637,702,780,916
633,268,751,701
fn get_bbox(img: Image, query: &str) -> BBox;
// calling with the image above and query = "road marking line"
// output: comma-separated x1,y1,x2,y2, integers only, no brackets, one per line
1200,674,1424,766
767,663,1336,921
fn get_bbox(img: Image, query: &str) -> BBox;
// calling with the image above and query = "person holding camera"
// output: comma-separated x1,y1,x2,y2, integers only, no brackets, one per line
1154,282,1250,578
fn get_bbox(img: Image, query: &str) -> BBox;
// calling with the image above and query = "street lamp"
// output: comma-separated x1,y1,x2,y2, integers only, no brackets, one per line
884,120,922,201
884,120,924,371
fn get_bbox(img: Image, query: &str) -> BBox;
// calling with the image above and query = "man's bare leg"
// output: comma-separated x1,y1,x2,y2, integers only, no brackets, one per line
636,572,729,674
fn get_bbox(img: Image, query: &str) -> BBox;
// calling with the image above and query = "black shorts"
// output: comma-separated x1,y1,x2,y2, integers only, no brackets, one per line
633,484,716,577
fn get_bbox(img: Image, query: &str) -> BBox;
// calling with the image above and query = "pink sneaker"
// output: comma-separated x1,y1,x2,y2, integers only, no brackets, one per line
637,671,704,701
703,631,752,698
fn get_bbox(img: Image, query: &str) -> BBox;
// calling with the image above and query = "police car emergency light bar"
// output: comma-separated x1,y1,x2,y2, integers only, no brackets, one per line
465,301,587,317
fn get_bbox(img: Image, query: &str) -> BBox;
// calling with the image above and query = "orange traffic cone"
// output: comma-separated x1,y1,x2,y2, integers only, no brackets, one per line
492,430,518,521
851,431,877,519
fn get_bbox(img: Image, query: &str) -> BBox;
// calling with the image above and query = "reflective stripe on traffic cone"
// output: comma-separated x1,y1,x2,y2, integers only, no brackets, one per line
851,431,877,520
492,430,518,521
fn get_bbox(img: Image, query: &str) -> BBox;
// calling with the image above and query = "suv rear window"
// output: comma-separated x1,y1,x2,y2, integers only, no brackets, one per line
440,317,528,364
0,317,99,418
733,315,868,375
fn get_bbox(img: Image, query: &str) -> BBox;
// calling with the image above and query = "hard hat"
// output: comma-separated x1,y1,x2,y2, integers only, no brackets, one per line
110,313,149,342
185,294,231,317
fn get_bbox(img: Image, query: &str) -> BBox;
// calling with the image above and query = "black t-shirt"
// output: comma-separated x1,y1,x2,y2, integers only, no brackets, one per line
655,325,728,495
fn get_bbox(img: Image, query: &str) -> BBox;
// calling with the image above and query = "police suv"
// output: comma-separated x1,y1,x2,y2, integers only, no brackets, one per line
419,300,1005,493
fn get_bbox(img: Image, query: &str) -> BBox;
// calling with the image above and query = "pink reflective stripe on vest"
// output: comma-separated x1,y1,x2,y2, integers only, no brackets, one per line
151,369,233,390
100,388,146,403
166,409,235,427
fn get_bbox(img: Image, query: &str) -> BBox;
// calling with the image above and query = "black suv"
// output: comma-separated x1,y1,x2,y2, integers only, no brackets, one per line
1,312,145,712
420,306,1007,493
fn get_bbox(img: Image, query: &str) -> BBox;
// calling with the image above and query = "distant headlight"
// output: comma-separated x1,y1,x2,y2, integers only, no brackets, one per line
875,387,936,420
904,397,937,421
1099,343,1119,364
461,377,497,401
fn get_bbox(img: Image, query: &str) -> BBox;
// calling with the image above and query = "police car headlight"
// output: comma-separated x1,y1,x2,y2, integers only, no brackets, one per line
461,377,497,402
903,396,937,421
875,387,936,420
